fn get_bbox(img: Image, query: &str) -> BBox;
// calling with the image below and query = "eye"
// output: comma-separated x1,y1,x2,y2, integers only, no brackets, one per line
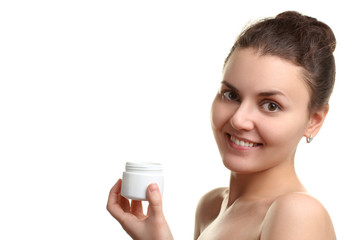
262,102,281,112
222,90,240,102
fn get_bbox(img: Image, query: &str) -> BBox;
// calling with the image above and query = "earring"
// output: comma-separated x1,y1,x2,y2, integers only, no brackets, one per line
306,135,313,143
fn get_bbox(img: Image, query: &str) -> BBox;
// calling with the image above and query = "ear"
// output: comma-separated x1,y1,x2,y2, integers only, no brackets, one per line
304,104,329,139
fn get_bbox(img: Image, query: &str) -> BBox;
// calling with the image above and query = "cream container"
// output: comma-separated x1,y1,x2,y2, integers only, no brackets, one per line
121,162,164,201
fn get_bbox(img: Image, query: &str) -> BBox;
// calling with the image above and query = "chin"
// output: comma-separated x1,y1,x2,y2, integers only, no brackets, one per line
222,156,261,175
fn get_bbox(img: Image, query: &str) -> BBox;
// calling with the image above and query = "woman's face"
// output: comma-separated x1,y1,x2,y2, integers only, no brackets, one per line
211,48,312,174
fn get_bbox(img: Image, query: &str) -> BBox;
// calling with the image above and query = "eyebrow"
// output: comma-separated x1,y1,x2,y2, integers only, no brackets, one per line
221,81,238,92
221,80,288,99
258,90,288,98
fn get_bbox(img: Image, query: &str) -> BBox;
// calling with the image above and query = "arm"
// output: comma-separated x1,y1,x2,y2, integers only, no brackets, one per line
260,193,336,240
107,179,173,240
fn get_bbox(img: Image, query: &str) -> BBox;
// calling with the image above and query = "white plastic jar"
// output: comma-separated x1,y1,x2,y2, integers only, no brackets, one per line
121,162,164,201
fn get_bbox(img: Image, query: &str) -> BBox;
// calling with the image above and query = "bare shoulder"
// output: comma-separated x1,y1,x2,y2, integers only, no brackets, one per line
260,192,336,240
195,187,227,223
194,187,227,238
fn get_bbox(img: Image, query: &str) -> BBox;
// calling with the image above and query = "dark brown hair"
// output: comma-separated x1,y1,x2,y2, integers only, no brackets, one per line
224,11,336,112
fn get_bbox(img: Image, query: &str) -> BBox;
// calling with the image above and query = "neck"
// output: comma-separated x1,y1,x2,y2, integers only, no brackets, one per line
227,159,305,206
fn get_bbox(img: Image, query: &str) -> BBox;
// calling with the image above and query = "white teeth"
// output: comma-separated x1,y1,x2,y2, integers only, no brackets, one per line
230,136,258,147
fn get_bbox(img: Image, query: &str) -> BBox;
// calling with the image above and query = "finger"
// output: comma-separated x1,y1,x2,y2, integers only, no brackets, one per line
107,179,130,221
131,200,146,219
113,179,130,213
107,178,122,207
120,194,131,213
146,183,163,218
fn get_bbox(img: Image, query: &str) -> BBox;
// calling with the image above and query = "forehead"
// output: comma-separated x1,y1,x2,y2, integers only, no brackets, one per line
223,48,310,100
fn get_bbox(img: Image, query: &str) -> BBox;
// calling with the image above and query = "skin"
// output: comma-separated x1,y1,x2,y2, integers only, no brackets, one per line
107,47,336,239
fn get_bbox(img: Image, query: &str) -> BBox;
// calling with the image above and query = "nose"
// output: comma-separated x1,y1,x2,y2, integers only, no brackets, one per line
230,103,255,131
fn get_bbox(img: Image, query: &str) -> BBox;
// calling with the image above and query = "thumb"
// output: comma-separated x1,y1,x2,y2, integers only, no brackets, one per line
147,183,163,217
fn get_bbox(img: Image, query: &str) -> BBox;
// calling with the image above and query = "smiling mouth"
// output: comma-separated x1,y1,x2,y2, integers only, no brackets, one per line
228,134,263,148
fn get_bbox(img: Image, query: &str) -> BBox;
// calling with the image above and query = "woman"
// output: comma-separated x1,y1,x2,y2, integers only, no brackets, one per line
107,11,337,240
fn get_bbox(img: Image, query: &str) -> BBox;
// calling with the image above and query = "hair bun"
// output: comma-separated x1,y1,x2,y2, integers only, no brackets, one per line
276,11,336,53
276,11,307,20
276,11,318,24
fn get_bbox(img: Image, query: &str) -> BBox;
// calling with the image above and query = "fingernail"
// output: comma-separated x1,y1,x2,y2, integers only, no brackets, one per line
149,183,158,192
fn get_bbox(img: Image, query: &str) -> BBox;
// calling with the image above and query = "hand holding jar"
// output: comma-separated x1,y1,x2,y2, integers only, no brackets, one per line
106,162,173,240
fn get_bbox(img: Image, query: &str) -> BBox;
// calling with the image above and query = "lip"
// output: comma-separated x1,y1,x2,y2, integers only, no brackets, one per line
226,133,263,150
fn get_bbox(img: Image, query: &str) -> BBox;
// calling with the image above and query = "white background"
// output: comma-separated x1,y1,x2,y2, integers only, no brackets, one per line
1,0,359,239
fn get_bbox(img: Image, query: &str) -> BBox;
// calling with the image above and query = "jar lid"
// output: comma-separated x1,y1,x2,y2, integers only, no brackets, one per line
125,162,163,172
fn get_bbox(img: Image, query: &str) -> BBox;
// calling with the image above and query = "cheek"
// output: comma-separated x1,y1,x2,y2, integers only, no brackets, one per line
259,114,307,148
210,99,227,131
210,98,238,134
